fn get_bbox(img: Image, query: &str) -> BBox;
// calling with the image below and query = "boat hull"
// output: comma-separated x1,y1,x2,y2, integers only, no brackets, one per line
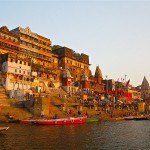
124,116,135,120
8,119,21,123
33,117,87,125
134,117,148,120
0,127,9,131
86,118,99,122
20,120,37,124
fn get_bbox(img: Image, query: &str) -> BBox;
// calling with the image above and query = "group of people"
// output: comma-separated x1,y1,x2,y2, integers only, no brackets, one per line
66,108,89,118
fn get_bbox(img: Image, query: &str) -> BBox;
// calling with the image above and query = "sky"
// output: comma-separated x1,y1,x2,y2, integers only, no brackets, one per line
0,0,150,86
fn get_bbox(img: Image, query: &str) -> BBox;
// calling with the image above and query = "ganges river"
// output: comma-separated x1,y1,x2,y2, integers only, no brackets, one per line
1,120,150,150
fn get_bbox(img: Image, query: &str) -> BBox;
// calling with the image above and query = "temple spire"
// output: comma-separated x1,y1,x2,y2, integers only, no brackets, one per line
141,76,149,90
95,65,103,84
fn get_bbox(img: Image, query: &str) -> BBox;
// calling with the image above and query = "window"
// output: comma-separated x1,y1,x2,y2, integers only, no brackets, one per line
11,59,13,62
23,71,25,74
19,70,21,73
15,60,18,63
20,61,22,64
15,69,17,73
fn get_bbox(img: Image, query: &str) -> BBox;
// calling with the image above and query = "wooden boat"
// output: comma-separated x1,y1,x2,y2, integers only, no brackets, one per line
8,118,21,123
86,117,99,123
113,117,124,121
0,127,9,131
20,119,37,124
33,117,87,125
134,116,148,120
124,116,135,120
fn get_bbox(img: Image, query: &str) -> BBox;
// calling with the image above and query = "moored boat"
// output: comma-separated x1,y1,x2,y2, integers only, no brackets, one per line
0,127,9,132
33,116,87,125
134,116,148,120
20,119,37,124
124,116,135,120
86,117,99,123
8,118,21,123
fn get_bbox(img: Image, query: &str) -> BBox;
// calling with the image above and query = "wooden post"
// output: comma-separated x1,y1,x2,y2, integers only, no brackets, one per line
48,97,51,115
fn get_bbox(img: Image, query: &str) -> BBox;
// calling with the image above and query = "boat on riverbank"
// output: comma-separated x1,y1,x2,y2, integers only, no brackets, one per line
124,116,135,120
20,119,37,124
86,117,99,123
0,127,9,132
8,118,21,123
33,116,87,125
134,116,148,120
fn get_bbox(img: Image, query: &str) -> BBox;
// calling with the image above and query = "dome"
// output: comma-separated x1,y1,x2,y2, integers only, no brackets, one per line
141,76,149,90
80,72,88,81
63,68,72,78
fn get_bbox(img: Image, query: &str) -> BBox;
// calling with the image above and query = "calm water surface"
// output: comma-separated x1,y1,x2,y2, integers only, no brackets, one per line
0,120,150,150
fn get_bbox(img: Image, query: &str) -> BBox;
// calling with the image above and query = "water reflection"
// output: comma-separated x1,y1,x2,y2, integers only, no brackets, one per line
0,121,150,150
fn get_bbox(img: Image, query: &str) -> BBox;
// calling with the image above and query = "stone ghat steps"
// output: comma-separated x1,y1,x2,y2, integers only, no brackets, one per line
0,85,6,91
0,94,8,99
0,100,10,107
48,88,67,96
0,85,10,106
0,88,6,92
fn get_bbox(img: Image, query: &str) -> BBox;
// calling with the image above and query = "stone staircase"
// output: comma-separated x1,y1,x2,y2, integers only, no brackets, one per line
0,85,10,107
47,87,68,96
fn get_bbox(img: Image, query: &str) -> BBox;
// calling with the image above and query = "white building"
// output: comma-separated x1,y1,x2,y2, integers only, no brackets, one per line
0,53,42,94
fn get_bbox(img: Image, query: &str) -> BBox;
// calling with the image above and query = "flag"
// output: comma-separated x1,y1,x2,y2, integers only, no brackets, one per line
125,80,130,86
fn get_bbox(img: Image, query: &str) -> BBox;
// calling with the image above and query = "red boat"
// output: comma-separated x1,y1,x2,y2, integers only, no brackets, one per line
20,119,37,124
33,117,87,125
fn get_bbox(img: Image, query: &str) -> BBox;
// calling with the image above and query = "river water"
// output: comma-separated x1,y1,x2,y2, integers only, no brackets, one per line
0,120,150,150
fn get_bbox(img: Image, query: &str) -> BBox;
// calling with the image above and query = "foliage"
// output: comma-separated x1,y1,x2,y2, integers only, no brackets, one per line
52,45,62,50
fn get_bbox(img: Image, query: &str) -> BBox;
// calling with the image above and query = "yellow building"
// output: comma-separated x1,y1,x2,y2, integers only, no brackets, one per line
138,102,145,113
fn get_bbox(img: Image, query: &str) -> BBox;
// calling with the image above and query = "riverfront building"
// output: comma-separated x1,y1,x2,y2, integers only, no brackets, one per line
0,26,19,54
0,25,105,99
52,46,90,79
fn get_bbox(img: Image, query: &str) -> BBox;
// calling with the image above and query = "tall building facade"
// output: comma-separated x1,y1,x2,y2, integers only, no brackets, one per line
52,47,90,80
0,26,19,54
11,26,61,89
0,25,105,96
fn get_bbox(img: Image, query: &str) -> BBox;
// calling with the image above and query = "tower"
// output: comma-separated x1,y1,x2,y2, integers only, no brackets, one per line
141,76,150,99
80,71,90,94
95,65,103,84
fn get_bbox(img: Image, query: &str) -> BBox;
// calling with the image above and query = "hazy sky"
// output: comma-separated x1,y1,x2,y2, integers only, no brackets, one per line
0,0,150,86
